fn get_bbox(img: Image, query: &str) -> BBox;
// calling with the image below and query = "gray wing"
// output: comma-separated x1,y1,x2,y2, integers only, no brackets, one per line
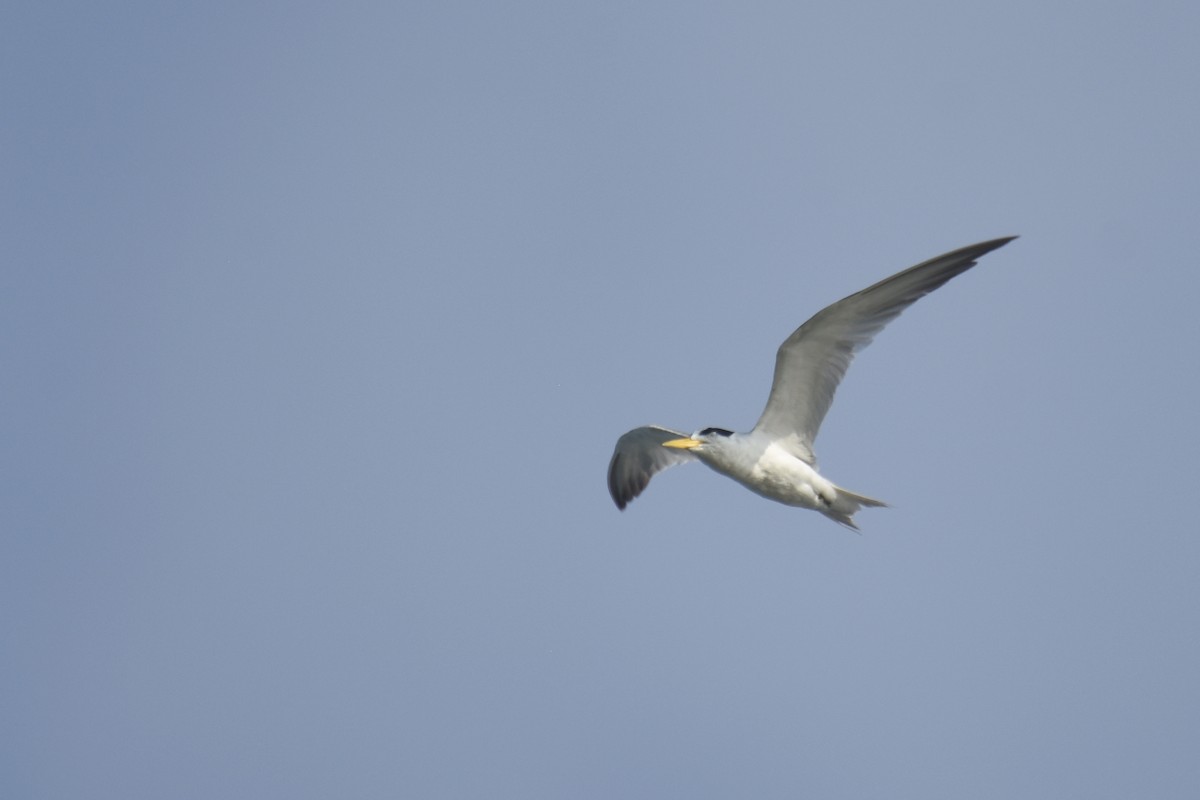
607,425,697,510
753,237,1016,455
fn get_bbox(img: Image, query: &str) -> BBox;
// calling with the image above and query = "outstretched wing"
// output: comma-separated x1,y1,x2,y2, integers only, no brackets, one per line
753,237,1016,453
607,425,698,510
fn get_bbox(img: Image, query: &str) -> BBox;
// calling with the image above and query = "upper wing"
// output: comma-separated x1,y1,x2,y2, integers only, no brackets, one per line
753,237,1016,451
607,425,697,510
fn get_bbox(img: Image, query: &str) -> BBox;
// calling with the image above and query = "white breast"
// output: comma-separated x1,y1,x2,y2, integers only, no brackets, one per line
700,438,837,510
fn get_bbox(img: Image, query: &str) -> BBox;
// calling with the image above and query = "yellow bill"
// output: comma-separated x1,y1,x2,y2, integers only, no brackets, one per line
661,437,703,450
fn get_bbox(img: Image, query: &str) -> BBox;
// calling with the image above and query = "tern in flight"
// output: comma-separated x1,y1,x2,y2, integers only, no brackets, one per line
607,237,1016,529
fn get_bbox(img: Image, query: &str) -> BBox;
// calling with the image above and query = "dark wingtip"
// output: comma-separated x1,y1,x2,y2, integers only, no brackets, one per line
977,235,1019,253
607,453,630,510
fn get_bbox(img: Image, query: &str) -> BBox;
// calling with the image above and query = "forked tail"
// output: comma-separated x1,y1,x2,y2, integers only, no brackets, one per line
824,486,888,531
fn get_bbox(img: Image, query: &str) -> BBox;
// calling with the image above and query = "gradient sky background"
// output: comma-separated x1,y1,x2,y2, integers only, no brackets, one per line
5,2,1200,798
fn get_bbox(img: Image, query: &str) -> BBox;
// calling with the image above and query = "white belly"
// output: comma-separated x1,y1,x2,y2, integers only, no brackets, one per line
725,442,837,509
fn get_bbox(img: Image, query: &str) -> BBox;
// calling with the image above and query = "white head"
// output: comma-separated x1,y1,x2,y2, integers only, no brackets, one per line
660,427,735,453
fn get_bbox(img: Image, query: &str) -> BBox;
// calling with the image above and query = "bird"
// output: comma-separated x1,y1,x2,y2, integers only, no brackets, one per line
607,236,1016,529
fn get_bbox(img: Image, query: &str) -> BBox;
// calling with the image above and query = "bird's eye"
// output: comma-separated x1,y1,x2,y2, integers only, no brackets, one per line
699,427,733,437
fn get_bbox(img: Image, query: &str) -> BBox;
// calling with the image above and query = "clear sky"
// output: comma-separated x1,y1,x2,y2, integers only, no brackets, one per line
4,2,1199,798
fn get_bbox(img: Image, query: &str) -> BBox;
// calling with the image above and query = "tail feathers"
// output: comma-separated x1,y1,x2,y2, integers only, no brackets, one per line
824,486,888,531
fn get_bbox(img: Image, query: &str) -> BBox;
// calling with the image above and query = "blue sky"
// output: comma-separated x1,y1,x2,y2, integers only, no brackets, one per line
4,2,1199,798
